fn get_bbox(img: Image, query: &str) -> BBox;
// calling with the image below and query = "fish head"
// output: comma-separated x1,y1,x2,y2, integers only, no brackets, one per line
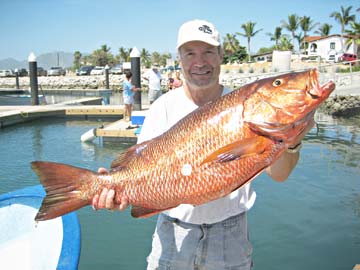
243,68,335,139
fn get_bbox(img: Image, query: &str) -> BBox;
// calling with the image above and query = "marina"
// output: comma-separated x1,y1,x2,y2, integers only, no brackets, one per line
0,113,359,270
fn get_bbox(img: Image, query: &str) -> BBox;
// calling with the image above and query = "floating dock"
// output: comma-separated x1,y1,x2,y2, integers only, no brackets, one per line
0,97,147,142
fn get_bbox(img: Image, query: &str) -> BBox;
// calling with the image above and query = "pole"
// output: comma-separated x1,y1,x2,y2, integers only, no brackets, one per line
14,68,20,90
28,52,39,105
105,65,110,89
130,47,141,110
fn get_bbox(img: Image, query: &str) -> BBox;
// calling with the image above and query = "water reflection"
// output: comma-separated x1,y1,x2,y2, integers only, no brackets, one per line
312,113,360,169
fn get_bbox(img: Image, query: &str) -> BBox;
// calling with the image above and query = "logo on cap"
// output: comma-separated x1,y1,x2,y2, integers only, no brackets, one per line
198,25,212,34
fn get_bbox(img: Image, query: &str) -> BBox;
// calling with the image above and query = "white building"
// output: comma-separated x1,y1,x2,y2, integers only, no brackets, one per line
303,34,358,61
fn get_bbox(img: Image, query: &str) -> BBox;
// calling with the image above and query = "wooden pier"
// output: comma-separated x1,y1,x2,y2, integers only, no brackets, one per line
0,97,146,142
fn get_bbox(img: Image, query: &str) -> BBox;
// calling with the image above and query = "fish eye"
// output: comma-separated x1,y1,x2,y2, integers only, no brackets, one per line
273,79,282,87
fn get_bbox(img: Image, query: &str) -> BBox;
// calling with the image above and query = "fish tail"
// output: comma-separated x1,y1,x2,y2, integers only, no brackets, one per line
31,161,97,221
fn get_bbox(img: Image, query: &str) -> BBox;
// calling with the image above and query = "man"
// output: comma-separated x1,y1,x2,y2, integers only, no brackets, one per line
144,63,162,104
92,19,312,269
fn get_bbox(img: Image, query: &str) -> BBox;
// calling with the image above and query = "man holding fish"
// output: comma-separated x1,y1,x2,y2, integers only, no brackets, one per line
92,19,314,269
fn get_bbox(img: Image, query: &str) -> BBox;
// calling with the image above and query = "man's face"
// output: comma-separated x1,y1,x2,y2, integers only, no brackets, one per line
179,41,223,90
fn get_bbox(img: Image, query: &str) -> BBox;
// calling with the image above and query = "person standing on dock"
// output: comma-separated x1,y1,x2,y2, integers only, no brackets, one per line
144,63,162,104
92,19,313,270
122,71,139,122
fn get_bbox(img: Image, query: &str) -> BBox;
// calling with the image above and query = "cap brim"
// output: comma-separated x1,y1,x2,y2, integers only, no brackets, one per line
176,39,220,49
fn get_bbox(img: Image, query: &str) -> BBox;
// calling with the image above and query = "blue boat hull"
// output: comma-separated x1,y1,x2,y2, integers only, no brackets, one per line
0,185,81,270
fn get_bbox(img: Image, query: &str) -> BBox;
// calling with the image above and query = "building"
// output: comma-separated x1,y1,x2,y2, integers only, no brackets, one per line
303,35,358,61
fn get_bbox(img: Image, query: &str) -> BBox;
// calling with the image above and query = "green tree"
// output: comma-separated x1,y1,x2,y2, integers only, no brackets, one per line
266,27,282,49
90,44,115,66
345,21,360,55
236,21,262,61
281,14,300,52
73,51,82,70
277,35,293,51
222,33,245,63
118,47,131,63
140,48,151,68
330,5,356,51
151,51,162,66
315,23,333,36
160,53,172,67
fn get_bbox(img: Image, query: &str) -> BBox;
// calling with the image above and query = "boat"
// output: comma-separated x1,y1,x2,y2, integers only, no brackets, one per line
0,185,81,270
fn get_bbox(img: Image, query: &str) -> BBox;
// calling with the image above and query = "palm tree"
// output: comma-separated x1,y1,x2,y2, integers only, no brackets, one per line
299,16,318,53
223,33,240,55
118,47,130,63
266,27,282,49
140,48,151,68
300,16,318,38
345,21,360,55
73,51,82,70
330,5,356,52
236,21,262,61
281,14,300,52
315,23,333,36
151,52,161,66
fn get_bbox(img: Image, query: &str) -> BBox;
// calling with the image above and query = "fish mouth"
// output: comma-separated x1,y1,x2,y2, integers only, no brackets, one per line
307,69,335,98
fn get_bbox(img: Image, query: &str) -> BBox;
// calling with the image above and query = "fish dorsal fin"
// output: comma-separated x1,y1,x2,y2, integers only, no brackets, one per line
131,205,176,218
201,136,271,165
110,141,148,170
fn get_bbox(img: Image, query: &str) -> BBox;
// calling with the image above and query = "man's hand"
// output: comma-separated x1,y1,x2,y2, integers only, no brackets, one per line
91,167,129,211
266,117,315,182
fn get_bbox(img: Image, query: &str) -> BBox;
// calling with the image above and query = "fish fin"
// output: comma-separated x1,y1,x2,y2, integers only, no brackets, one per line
31,161,96,221
110,141,148,170
131,205,174,218
201,136,271,165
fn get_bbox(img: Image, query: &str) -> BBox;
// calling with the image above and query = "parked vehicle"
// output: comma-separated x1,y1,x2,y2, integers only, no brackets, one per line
47,66,66,76
37,67,47,76
90,66,105,75
15,68,28,76
0,69,14,77
109,64,123,75
339,53,357,63
76,65,94,76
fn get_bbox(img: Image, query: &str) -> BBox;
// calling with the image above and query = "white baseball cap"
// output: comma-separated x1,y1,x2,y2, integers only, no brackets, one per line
176,19,221,49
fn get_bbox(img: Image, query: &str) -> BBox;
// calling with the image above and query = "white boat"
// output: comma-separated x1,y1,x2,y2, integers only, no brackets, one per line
0,185,81,270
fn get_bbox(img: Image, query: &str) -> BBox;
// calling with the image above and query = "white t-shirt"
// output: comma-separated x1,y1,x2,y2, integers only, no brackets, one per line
137,86,256,224
144,69,161,90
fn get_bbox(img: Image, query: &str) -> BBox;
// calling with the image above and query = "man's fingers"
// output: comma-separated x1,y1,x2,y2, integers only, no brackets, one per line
92,194,99,210
118,196,129,211
98,188,109,209
105,189,115,209
98,167,108,174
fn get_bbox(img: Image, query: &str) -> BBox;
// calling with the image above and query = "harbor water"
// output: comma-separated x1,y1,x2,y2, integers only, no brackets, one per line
0,114,359,269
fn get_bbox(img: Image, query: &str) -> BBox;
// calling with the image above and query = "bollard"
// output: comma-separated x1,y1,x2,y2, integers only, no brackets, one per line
105,65,110,89
130,47,141,111
14,68,20,90
28,52,39,105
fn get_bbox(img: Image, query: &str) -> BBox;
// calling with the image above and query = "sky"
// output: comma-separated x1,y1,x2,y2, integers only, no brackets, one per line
1,0,358,61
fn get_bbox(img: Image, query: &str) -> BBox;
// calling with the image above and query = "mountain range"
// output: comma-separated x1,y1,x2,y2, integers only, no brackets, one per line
0,52,74,70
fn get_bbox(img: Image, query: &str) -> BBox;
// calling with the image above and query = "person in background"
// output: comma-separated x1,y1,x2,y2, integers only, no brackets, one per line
172,70,183,89
144,63,162,104
122,71,139,122
92,19,313,270
167,72,174,90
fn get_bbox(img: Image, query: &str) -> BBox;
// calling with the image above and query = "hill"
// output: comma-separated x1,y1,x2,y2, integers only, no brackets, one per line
0,52,74,70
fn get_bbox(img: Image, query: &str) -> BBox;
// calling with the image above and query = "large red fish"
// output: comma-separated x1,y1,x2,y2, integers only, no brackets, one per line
32,69,335,221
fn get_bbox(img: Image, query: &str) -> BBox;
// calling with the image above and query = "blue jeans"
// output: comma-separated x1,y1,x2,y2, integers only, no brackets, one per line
147,212,253,270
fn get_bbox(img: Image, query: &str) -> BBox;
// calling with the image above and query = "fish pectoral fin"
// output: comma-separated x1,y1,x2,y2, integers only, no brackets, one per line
131,205,176,218
201,136,271,165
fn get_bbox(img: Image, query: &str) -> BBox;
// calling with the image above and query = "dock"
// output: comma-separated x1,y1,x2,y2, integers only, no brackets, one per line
0,97,147,142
